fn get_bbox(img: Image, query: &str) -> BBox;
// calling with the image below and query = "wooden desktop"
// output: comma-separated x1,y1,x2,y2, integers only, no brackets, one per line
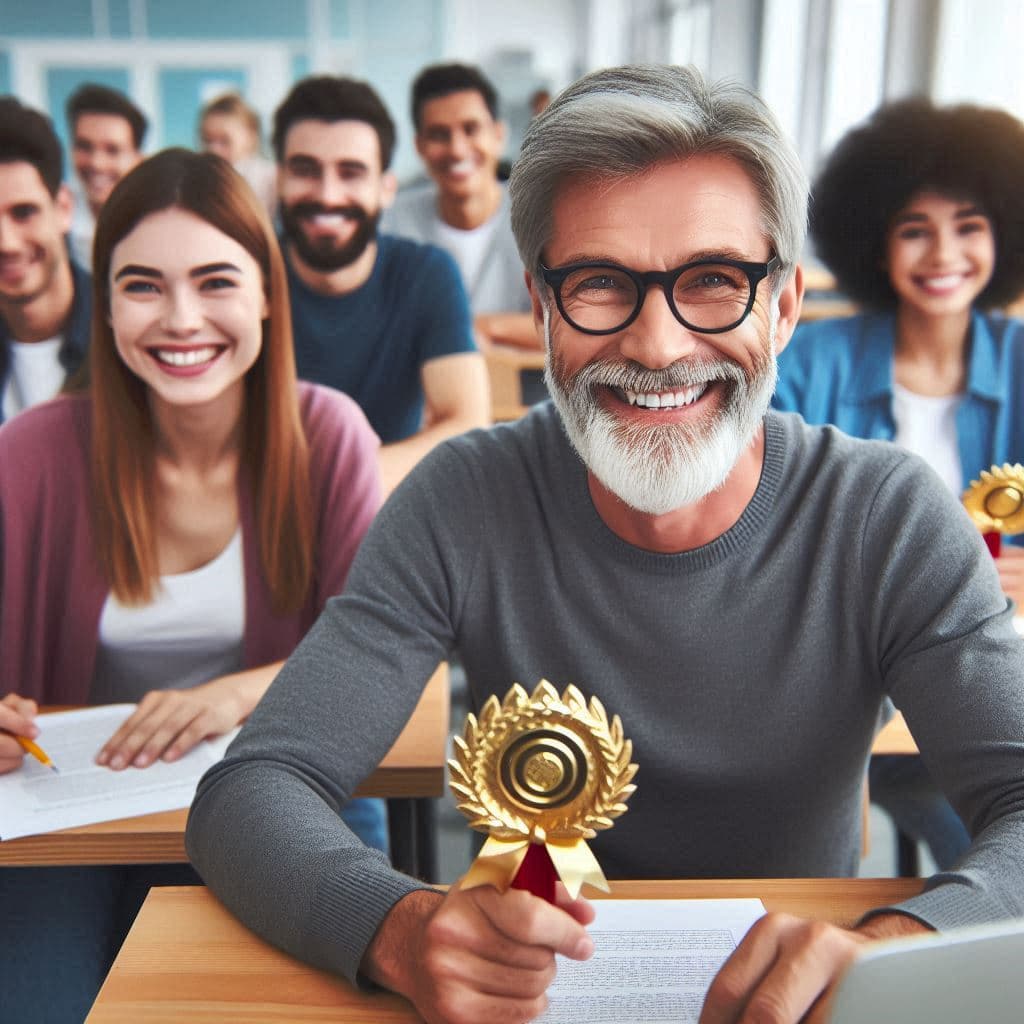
87,878,925,1022
0,663,449,870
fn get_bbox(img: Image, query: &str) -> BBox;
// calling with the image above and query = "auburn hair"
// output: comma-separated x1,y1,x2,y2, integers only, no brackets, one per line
90,147,313,613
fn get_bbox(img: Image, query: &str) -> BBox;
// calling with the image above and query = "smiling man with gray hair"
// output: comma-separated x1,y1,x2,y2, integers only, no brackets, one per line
188,65,1024,1024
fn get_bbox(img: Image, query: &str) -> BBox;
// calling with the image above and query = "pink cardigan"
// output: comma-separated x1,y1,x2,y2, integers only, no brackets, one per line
0,382,381,703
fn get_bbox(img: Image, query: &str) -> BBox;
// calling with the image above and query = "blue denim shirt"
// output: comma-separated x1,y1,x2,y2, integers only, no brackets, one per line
775,310,1024,503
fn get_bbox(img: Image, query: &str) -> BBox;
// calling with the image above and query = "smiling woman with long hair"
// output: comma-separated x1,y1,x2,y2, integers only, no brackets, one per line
0,149,384,1022
774,99,1024,875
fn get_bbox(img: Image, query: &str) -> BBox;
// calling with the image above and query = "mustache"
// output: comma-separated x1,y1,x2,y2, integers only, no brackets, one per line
571,357,749,392
286,202,370,223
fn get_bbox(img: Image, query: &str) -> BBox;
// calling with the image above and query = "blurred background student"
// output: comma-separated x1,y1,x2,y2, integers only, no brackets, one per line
65,82,147,268
0,97,92,422
199,92,278,218
0,149,384,1022
774,98,1024,871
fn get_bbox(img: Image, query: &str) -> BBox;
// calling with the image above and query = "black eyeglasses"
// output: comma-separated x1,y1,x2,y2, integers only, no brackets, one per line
539,255,780,336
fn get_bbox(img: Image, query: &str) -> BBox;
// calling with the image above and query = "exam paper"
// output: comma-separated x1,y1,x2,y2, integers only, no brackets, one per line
0,705,236,840
538,898,765,1024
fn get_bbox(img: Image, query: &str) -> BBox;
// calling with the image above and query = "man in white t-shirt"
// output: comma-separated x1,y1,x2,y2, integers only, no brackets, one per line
0,97,92,424
65,83,147,269
385,63,541,351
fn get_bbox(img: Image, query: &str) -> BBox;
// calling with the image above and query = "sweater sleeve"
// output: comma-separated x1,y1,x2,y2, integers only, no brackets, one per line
187,438,483,984
857,453,1024,928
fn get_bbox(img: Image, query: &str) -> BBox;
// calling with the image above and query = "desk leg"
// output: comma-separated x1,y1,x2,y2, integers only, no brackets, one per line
388,798,438,883
896,830,920,877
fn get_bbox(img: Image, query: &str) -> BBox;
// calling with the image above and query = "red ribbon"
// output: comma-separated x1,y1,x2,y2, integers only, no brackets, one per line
984,531,1002,558
510,842,557,904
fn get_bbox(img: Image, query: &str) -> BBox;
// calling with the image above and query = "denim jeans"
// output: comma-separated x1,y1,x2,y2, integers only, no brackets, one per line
869,753,971,870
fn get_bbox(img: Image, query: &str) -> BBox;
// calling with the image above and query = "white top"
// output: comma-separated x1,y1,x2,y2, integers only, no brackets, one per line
892,382,964,495
1,337,65,420
91,529,245,703
68,185,96,270
234,155,278,219
434,215,500,296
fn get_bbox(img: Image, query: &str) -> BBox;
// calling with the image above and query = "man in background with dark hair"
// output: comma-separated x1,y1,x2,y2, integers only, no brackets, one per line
272,75,489,493
0,96,91,423
386,62,539,350
65,82,147,267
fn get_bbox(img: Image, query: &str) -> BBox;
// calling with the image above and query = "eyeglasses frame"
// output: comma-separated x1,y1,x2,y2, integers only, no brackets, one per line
539,254,781,336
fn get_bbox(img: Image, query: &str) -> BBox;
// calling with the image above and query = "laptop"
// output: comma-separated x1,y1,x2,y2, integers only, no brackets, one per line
828,918,1024,1023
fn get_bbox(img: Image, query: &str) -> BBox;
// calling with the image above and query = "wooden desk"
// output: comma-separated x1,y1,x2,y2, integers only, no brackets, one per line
0,664,449,868
872,711,917,755
88,879,924,1022
479,339,546,421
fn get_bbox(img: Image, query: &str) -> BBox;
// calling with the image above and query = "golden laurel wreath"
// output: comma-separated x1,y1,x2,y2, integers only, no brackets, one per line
963,464,1024,536
449,679,637,898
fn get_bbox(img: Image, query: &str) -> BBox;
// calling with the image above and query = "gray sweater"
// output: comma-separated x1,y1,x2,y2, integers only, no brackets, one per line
187,405,1024,985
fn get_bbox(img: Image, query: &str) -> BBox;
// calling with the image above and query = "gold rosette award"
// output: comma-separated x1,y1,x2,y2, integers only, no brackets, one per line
963,463,1024,557
449,679,637,903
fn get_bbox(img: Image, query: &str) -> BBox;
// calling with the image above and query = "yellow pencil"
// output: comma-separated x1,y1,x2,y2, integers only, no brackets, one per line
16,735,59,772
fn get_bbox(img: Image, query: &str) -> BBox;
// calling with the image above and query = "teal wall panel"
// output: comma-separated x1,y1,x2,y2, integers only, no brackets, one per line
146,0,306,40
46,67,133,174
365,0,441,44
159,67,247,148
108,0,134,38
329,0,351,38
1,1,94,36
0,52,10,95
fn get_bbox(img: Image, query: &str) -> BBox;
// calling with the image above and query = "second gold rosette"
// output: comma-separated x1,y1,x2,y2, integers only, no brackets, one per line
449,679,637,899
963,463,1024,536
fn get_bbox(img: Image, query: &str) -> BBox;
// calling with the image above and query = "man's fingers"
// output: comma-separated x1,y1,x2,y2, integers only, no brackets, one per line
554,884,597,926
429,887,566,972
420,984,548,1024
474,885,595,960
701,913,785,1024
701,914,866,1024
423,943,557,999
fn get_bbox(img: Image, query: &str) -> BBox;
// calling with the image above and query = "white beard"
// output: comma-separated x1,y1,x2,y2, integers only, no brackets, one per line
544,304,779,516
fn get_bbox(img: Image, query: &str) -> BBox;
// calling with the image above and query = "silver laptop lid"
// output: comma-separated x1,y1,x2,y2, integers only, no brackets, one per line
828,919,1024,1024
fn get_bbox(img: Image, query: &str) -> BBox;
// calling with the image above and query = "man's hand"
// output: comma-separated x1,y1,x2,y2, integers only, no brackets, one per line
0,693,39,774
364,883,595,1024
700,911,928,1024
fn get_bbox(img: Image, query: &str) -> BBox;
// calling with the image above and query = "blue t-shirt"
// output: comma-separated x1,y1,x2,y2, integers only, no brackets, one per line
286,233,475,443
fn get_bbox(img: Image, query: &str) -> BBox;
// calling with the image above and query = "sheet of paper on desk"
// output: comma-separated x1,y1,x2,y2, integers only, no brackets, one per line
538,898,765,1024
0,704,237,841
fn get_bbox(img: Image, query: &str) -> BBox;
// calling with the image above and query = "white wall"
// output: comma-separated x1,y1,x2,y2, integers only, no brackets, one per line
932,0,1024,118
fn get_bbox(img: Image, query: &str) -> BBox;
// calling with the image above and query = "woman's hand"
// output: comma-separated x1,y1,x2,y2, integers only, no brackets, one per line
95,662,282,770
996,545,1024,611
0,693,40,775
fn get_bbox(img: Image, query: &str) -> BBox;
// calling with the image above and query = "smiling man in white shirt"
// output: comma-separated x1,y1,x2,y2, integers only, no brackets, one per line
386,63,539,351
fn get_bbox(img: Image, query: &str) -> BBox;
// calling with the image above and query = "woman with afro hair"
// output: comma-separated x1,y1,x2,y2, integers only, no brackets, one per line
775,98,1024,872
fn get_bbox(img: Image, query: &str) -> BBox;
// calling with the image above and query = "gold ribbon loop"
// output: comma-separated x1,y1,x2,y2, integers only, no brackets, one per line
546,837,610,899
